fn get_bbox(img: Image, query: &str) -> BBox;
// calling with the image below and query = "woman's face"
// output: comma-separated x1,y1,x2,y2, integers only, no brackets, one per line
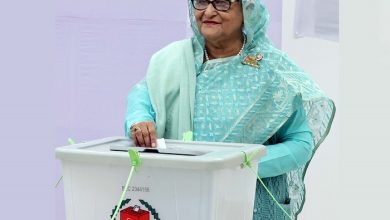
194,1,243,42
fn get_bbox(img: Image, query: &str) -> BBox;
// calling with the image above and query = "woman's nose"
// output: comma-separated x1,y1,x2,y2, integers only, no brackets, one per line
204,3,218,16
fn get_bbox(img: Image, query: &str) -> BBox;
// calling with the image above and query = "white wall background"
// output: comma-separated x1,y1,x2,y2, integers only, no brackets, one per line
281,1,340,219
339,0,390,219
284,0,390,219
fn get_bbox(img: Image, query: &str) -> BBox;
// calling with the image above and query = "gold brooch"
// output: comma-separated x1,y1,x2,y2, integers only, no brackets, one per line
242,53,263,68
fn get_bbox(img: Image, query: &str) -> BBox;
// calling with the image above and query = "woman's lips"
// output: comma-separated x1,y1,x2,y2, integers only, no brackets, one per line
203,20,220,25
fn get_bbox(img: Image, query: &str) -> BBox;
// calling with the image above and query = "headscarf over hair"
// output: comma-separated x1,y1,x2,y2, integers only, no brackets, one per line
187,0,335,217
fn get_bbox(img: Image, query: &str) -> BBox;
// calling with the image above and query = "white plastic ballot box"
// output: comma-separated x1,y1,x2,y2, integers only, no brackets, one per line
56,137,266,220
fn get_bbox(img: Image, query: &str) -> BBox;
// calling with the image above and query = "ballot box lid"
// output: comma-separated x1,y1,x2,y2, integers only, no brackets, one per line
56,137,266,170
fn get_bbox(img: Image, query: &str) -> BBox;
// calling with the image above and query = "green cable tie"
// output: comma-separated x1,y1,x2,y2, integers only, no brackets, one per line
242,151,294,220
242,151,257,168
128,149,141,169
54,176,63,188
111,149,142,220
55,138,76,188
68,138,75,145
182,131,193,142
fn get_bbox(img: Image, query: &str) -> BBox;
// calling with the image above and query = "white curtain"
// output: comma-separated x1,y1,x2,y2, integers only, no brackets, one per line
294,0,339,41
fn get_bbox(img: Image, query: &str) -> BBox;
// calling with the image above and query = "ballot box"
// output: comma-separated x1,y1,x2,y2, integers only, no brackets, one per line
56,137,266,220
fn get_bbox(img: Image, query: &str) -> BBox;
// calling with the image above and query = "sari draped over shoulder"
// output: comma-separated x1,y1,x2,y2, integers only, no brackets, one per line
144,0,335,219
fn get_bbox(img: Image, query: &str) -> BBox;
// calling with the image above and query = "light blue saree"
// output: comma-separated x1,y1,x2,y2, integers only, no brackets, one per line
125,0,335,219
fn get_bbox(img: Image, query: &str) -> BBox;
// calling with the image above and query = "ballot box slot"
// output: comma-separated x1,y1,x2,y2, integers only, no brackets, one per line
110,146,207,156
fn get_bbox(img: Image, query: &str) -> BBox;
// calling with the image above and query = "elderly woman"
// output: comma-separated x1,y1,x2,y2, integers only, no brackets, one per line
125,0,335,219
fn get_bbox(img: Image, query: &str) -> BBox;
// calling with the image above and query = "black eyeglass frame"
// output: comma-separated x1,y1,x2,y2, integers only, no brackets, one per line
191,0,240,12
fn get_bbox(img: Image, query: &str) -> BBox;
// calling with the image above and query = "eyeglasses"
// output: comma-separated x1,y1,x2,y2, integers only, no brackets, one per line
191,0,239,12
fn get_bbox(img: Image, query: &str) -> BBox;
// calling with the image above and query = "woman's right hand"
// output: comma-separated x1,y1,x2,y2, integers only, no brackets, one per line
130,121,157,148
